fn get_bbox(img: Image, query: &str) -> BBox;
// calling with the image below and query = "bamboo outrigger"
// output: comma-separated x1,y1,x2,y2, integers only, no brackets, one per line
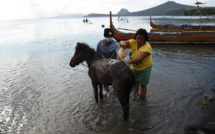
109,11,215,45
150,1,215,32
150,16,215,32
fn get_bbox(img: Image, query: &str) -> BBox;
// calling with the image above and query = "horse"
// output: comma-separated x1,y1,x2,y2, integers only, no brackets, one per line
69,42,135,121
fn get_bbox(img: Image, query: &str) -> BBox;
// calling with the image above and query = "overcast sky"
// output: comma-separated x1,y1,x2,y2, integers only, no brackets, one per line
0,0,214,21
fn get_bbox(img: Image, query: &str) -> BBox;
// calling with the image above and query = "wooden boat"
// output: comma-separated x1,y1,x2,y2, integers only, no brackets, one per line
109,11,215,45
150,1,215,32
150,16,215,31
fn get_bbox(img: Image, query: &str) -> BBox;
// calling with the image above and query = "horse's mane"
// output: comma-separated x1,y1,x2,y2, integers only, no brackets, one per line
77,42,103,60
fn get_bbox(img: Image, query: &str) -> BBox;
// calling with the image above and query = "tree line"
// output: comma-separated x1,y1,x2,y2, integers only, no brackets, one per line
183,8,215,16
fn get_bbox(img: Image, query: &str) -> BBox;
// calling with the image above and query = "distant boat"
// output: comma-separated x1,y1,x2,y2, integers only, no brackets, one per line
109,11,215,45
150,16,215,31
83,18,89,23
150,1,215,32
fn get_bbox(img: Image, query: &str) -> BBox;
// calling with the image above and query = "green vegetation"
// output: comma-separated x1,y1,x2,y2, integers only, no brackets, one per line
166,8,186,15
196,99,208,108
184,8,215,16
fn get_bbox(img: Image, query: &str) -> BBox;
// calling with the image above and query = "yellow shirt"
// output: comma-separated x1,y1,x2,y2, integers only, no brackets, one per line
129,39,152,71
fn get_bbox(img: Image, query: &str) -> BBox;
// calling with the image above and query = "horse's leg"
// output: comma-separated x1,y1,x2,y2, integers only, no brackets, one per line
92,82,98,102
114,86,130,122
98,84,103,101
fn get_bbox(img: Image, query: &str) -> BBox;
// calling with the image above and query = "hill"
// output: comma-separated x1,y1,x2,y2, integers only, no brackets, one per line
117,9,130,15
55,13,85,18
128,1,196,16
85,13,109,17
85,1,197,17
130,1,196,16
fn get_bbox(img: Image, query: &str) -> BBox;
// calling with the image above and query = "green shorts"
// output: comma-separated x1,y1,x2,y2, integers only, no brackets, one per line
132,66,152,86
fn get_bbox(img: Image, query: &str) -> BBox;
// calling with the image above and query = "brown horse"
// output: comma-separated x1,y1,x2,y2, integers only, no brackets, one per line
70,42,135,121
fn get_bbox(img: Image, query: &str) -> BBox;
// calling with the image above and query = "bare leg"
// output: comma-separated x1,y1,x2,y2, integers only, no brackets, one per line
140,84,147,98
103,85,110,92
133,81,139,95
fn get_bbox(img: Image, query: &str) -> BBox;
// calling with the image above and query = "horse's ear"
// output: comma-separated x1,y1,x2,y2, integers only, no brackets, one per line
76,42,81,49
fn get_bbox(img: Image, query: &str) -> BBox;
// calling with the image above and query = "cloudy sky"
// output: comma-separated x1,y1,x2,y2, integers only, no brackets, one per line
0,0,214,21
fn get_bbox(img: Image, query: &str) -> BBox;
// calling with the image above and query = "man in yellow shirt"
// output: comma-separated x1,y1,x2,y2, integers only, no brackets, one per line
119,28,152,98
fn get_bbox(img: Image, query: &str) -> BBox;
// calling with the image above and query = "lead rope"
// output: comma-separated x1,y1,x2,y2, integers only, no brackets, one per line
81,62,88,68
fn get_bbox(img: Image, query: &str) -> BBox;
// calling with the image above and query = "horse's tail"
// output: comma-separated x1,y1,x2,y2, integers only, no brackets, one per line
129,70,136,93
124,70,136,98
122,70,135,121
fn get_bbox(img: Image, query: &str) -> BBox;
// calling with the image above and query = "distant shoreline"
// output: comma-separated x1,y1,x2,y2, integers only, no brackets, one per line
84,14,215,18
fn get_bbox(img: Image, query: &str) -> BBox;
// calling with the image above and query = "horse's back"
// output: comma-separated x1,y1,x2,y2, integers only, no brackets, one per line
89,59,135,86
109,60,135,90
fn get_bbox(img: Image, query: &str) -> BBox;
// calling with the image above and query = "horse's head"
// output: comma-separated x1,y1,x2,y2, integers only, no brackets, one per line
70,42,88,67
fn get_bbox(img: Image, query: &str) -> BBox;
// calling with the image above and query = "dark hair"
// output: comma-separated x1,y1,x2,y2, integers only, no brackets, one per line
134,28,148,41
104,28,114,37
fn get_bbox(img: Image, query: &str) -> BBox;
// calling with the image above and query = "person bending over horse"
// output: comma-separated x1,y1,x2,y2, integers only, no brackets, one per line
119,28,152,98
96,28,120,59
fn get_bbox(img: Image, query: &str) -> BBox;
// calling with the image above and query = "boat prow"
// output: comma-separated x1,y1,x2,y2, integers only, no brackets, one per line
110,12,135,41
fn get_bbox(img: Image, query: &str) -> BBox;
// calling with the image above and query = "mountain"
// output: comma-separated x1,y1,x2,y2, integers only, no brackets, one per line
128,1,196,16
84,13,109,17
55,13,85,18
85,1,198,17
117,9,130,15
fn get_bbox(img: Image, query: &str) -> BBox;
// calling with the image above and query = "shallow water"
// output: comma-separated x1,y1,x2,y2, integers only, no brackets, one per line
0,16,215,134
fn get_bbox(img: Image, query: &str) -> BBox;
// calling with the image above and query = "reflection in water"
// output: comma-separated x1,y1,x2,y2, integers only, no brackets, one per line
0,17,215,134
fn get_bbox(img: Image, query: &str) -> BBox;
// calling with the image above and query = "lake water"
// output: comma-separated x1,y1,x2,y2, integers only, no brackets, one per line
0,16,215,134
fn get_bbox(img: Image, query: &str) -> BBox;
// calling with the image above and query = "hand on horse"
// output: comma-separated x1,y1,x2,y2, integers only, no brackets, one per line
123,60,131,67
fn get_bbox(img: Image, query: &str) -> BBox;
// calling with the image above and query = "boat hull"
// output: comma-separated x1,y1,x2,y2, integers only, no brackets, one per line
109,11,215,44
150,16,215,31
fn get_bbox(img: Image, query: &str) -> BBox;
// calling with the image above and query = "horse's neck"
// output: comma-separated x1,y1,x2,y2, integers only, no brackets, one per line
85,52,102,67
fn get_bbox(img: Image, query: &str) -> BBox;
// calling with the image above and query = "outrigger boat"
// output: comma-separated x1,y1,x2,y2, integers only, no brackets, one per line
109,11,215,45
150,16,215,32
150,1,215,32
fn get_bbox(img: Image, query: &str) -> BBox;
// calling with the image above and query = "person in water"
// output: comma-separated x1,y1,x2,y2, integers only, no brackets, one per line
119,28,152,98
96,28,120,59
96,28,120,92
